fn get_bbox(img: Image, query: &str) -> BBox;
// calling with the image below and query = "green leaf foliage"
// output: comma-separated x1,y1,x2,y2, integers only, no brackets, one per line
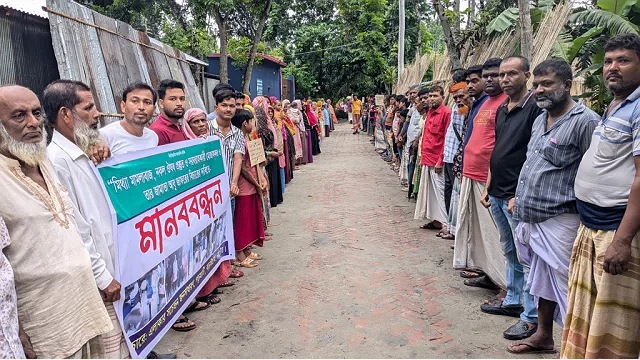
487,8,520,36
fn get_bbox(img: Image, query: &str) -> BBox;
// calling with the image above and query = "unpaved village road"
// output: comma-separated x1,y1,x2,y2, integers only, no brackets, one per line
157,122,559,358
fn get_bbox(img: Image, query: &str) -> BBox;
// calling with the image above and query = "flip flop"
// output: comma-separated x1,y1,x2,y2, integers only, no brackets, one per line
464,277,500,290
171,316,196,332
237,258,258,268
460,270,483,278
218,280,235,288
420,223,442,230
507,342,557,354
441,233,455,240
183,301,210,313
248,252,263,260
229,268,244,278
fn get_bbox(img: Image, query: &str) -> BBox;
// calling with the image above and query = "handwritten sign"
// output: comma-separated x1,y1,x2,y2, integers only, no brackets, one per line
247,139,266,167
375,94,385,106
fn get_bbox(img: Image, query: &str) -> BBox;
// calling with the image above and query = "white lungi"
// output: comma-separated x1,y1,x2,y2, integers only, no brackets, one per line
453,176,507,288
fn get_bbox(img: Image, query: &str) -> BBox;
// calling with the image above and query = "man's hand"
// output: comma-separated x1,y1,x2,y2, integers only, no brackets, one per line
102,279,121,302
434,165,443,174
230,183,239,197
480,188,491,208
603,238,632,275
87,142,111,165
507,197,515,214
19,328,37,359
269,151,279,159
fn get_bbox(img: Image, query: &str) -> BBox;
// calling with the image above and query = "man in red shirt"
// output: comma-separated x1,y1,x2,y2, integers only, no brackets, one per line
150,79,188,145
453,58,509,292
414,85,452,230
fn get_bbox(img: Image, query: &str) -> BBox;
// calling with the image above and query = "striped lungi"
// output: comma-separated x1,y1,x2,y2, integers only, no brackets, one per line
561,225,640,359
90,302,130,358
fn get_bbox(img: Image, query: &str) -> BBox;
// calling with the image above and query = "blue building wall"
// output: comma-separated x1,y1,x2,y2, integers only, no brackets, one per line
207,56,282,99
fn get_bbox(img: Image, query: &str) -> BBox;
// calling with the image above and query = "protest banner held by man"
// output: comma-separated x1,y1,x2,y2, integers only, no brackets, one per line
44,79,130,358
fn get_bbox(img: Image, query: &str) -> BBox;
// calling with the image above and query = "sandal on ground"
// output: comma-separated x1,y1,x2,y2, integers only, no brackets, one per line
248,252,263,260
441,233,455,240
196,294,221,305
237,258,258,268
183,300,210,314
507,342,557,354
218,280,235,288
464,276,500,290
435,230,447,237
229,268,244,278
420,222,442,230
460,270,483,278
171,316,196,332
264,232,273,237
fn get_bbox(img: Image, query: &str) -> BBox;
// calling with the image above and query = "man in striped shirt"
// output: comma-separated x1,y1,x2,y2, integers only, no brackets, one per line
562,33,640,359
506,59,598,354
208,88,244,198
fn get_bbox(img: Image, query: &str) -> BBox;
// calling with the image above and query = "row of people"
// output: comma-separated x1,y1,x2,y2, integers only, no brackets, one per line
0,76,331,357
369,33,640,357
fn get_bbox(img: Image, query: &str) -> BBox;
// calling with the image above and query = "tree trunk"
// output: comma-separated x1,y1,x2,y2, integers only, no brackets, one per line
432,0,461,70
242,0,273,94
518,0,533,60
469,0,476,27
414,0,422,57
213,10,229,84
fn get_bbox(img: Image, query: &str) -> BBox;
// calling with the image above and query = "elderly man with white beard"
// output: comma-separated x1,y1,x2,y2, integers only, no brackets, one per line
44,80,130,358
0,85,112,358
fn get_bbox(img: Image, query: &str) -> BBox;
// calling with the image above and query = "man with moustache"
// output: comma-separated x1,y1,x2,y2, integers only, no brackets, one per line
414,85,451,230
44,80,130,358
150,79,188,145
479,57,542,340
0,85,112,358
100,83,159,155
562,33,640,359
504,59,599,354
440,82,472,240
453,58,509,291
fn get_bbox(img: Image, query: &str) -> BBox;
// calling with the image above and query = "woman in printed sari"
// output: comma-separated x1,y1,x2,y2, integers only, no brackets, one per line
315,101,325,138
230,109,266,268
283,100,302,169
275,100,295,183
269,106,286,195
254,103,283,208
327,99,338,131
290,100,307,165
180,109,240,310
306,101,321,156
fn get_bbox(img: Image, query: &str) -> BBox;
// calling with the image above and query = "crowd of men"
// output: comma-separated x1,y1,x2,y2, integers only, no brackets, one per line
360,33,640,358
0,64,334,357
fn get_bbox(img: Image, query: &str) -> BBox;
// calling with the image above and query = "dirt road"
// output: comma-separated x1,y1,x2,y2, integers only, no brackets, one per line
156,122,559,358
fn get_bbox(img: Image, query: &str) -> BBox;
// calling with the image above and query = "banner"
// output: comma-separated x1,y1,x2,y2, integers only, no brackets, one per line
95,138,235,358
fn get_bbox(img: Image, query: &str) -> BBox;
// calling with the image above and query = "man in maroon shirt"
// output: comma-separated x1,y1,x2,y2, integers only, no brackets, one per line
414,85,452,230
150,79,188,145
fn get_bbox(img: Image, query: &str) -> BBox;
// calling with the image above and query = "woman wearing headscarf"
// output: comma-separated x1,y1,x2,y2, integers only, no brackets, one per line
278,100,297,180
180,108,240,310
255,104,283,208
306,101,321,156
322,102,331,138
327,99,338,131
230,109,265,268
283,100,302,169
290,100,307,166
314,101,325,138
269,105,286,195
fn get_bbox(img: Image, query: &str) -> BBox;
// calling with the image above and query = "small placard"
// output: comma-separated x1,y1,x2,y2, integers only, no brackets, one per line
375,94,385,106
247,139,266,167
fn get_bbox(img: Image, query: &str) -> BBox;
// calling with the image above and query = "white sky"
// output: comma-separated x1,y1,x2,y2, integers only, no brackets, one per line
1,0,48,17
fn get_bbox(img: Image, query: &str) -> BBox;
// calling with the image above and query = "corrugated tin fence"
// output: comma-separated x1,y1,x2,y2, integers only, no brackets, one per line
0,6,60,96
46,0,206,122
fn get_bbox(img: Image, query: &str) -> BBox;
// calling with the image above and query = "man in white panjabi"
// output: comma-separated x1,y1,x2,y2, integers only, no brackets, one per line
44,79,130,359
0,85,112,358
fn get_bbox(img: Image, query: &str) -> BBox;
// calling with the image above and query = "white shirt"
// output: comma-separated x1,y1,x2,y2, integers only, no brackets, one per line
0,217,25,359
47,130,115,290
99,121,159,156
